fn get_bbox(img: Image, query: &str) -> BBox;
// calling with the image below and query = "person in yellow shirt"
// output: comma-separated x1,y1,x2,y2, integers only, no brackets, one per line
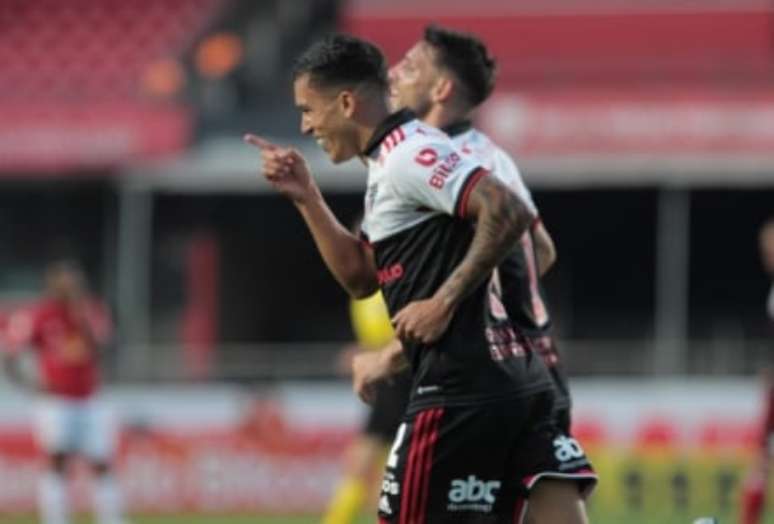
322,291,411,524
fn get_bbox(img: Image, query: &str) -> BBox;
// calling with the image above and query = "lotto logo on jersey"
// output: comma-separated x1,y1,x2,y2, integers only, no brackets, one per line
428,151,462,189
447,475,501,513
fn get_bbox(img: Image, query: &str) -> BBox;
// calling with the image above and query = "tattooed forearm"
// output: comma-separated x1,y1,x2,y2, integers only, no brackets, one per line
436,175,533,308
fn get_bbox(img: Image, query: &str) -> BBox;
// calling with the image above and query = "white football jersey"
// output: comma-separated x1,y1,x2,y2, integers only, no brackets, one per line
450,126,537,216
361,118,482,244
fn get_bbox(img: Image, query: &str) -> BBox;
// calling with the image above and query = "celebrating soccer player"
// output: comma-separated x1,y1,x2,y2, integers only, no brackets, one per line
389,24,574,434
246,34,594,523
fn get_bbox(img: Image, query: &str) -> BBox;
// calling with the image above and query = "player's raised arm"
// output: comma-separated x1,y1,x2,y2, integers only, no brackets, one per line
295,189,379,299
245,134,378,298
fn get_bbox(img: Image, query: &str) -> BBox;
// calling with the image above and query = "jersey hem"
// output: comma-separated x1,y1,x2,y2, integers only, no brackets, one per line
404,379,554,415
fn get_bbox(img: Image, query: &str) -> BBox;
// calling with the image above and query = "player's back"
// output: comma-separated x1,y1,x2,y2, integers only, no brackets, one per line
450,124,552,336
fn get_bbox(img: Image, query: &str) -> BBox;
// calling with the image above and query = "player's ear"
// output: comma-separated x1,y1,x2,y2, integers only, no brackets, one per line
431,75,454,104
338,89,357,119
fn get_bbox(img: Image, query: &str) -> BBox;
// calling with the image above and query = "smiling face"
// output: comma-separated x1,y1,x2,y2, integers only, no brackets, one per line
389,41,442,117
293,73,361,164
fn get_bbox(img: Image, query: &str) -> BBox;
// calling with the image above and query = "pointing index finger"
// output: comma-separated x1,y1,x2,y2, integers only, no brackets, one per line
243,134,279,151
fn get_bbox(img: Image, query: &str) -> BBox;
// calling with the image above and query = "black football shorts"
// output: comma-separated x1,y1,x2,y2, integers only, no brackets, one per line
377,391,596,523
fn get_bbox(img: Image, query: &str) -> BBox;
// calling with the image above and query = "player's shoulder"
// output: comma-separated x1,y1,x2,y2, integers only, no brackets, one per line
383,119,456,168
468,128,517,165
467,129,522,182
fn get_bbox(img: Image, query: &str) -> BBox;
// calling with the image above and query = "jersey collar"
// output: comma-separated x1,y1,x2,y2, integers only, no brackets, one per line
362,108,416,157
441,119,473,138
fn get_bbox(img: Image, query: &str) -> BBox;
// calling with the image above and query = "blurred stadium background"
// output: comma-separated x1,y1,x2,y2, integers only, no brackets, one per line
0,0,773,522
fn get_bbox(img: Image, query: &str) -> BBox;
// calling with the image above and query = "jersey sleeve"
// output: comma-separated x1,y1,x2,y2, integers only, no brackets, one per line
491,149,538,217
387,139,485,217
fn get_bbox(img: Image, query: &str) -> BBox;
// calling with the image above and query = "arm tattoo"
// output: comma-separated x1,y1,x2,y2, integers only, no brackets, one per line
437,176,532,307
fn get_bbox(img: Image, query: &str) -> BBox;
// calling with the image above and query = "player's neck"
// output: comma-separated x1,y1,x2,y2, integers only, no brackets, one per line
355,96,392,153
421,104,469,131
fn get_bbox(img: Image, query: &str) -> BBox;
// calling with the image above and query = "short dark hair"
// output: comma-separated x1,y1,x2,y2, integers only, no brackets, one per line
292,34,388,92
423,25,497,107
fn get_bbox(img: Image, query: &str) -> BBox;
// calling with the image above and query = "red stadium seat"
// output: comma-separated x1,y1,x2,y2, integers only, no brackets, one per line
342,0,774,90
0,0,224,102
0,0,226,170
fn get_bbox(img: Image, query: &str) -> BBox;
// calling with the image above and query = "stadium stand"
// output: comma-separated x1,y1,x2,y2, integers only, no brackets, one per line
0,0,226,171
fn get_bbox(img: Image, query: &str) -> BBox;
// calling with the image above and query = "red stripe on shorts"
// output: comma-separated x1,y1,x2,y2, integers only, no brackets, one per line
416,408,443,522
400,410,430,524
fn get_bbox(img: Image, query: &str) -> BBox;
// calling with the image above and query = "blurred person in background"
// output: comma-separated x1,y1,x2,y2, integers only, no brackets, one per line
388,24,574,434
322,289,411,524
1,260,128,524
739,218,774,524
763,218,774,335
247,33,594,523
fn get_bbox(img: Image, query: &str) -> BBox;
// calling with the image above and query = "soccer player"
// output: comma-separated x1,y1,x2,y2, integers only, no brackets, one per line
1,260,128,524
246,34,595,523
389,24,573,432
740,218,774,524
322,290,411,524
